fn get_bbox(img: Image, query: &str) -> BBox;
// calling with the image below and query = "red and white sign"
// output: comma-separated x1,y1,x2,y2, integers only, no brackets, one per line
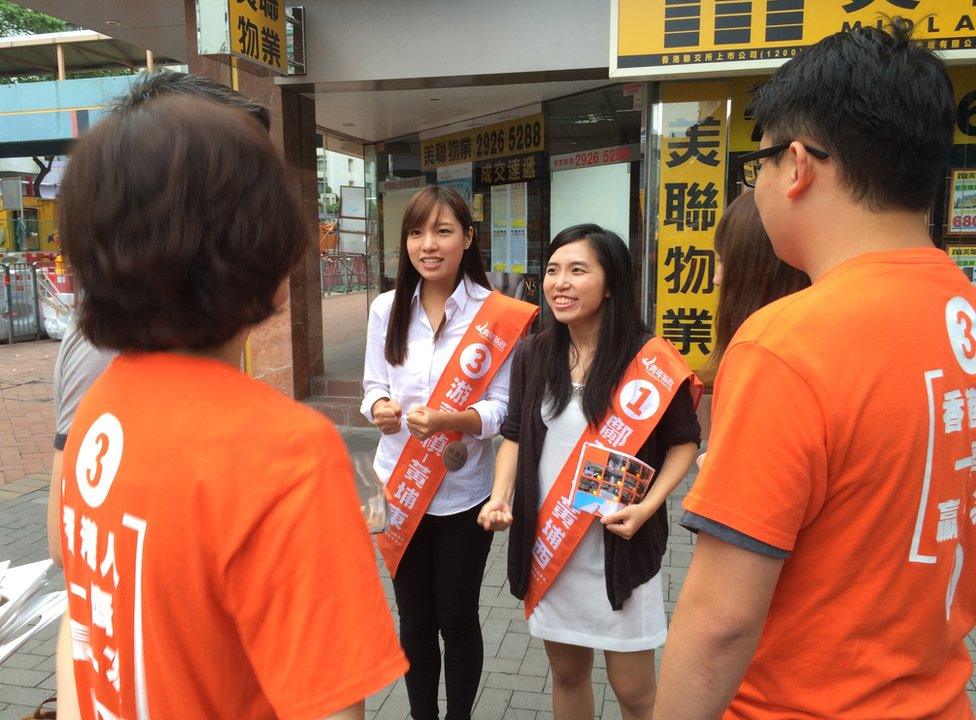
380,176,425,193
550,144,640,172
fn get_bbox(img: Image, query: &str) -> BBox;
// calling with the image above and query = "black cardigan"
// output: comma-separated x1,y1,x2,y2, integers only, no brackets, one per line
501,333,701,610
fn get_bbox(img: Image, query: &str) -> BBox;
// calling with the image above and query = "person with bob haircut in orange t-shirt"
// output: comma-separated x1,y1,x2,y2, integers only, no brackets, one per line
55,94,407,720
655,18,976,720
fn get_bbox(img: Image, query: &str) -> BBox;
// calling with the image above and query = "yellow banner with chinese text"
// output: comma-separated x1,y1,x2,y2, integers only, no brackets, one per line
422,115,545,171
614,0,976,77
728,75,769,152
229,0,286,73
731,68,976,149
949,66,976,145
654,81,727,373
727,67,976,148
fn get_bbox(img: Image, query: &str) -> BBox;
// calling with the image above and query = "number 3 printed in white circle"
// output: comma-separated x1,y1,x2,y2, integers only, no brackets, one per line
460,343,492,380
75,413,124,509
946,296,976,375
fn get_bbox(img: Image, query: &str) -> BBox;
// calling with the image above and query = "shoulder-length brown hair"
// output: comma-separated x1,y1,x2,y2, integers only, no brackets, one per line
60,95,307,352
384,185,490,365
712,191,809,363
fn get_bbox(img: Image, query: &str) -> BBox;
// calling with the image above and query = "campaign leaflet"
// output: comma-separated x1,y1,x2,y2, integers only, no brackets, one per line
569,442,655,517
0,560,67,663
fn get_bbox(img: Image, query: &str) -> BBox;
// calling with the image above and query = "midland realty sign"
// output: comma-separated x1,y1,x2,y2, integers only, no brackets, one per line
611,0,976,79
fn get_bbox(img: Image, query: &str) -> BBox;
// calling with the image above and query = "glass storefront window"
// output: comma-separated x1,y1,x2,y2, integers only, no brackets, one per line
545,86,644,240
364,143,382,305
938,65,976,279
546,85,645,314
364,85,648,312
372,137,423,293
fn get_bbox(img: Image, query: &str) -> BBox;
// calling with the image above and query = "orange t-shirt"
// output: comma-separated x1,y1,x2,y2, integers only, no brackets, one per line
685,248,975,719
60,353,407,720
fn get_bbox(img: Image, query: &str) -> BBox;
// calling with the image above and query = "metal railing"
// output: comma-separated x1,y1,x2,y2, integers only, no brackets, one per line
320,252,368,295
1,263,43,344
0,261,74,343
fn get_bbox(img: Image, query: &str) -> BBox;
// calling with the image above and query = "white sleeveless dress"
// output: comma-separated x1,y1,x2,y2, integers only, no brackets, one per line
526,387,668,652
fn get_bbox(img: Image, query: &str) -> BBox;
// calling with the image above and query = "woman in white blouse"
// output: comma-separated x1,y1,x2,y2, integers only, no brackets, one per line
362,185,512,720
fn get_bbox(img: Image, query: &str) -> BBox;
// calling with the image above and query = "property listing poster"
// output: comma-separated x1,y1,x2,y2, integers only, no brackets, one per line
948,169,976,236
436,162,474,209
949,246,976,285
490,182,528,273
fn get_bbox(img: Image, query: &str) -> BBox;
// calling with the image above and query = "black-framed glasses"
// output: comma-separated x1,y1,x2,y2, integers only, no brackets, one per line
736,143,830,188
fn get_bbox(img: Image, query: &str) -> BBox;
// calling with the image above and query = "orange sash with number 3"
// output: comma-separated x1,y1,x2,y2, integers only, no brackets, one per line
378,292,538,576
523,337,701,617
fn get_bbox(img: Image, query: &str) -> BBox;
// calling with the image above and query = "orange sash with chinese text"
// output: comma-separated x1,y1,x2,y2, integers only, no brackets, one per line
523,337,701,617
378,292,538,576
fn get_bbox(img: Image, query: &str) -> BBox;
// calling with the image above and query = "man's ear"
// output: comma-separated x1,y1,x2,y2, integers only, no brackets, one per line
785,141,815,200
272,279,290,309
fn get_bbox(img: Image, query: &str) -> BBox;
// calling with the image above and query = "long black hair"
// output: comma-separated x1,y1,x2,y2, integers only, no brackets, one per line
537,224,649,425
712,192,808,365
385,185,491,365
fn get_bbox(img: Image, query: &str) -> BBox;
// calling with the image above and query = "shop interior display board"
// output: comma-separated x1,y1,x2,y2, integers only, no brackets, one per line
381,188,419,281
490,183,528,274
550,163,631,244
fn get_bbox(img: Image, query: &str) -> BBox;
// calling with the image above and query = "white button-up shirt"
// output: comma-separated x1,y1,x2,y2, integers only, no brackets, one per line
361,276,513,515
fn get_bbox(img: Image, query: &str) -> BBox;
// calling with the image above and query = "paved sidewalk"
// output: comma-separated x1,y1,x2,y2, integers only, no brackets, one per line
0,484,60,719
0,340,58,489
322,290,368,349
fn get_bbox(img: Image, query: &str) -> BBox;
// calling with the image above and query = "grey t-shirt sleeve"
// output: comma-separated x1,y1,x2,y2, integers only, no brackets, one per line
53,323,116,450
680,510,790,559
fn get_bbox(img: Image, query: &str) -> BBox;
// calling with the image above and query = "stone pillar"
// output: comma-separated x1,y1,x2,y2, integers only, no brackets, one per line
182,0,323,398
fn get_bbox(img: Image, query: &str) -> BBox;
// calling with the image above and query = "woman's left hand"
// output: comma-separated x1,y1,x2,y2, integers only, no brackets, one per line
406,405,443,441
600,503,654,540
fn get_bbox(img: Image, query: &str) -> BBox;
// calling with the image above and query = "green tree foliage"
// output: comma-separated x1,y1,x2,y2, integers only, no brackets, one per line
0,1,66,37
0,2,134,84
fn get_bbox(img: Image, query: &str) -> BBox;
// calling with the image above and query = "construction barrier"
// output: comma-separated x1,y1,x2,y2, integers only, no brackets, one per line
321,252,367,295
0,261,74,343
1,263,43,344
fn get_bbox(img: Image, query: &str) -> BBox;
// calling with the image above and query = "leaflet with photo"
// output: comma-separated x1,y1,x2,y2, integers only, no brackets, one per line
0,560,67,663
569,442,655,517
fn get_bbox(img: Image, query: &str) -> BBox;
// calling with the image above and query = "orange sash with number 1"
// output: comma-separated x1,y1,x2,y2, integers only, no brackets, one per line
378,292,538,576
523,337,702,617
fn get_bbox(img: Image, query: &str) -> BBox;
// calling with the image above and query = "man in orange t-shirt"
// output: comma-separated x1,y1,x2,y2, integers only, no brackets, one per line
57,96,406,718
655,21,975,720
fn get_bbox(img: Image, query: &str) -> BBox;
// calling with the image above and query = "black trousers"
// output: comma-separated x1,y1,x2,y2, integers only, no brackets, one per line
392,501,493,720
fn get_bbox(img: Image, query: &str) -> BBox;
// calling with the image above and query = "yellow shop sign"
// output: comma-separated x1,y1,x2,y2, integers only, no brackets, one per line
612,0,976,78
421,115,545,171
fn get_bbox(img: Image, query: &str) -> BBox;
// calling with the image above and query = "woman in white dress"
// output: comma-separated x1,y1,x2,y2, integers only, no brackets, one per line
479,224,700,720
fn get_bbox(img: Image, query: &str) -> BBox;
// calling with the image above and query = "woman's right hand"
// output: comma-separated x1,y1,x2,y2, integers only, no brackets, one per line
372,398,403,435
478,497,513,532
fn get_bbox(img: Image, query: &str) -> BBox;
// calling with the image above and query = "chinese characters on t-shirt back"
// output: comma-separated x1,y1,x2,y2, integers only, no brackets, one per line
913,295,976,620
63,412,149,720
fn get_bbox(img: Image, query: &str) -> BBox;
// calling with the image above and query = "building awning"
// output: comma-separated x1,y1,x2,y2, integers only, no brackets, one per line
0,30,176,78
